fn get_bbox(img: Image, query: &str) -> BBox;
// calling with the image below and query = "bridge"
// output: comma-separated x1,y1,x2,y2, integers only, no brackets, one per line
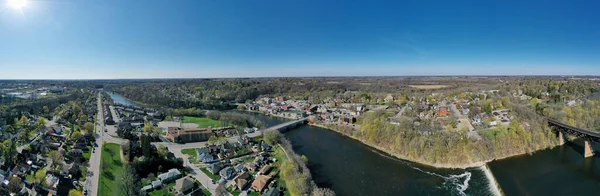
546,118,600,158
264,118,308,133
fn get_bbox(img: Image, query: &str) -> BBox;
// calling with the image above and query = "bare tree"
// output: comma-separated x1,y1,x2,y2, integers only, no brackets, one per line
215,183,228,196
311,187,336,196
117,165,141,196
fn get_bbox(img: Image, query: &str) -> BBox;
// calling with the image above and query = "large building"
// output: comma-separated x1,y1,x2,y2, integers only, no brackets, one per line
166,127,214,143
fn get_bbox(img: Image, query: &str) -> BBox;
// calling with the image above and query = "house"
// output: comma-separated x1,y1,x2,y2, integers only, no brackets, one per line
258,165,272,175
234,164,246,173
219,167,235,180
437,107,448,117
251,175,272,192
67,149,83,158
261,141,272,152
196,148,216,163
11,163,31,177
141,185,153,192
175,176,195,193
245,163,258,172
233,172,251,190
263,188,281,196
152,180,162,189
73,139,88,150
45,174,59,188
158,168,181,183
50,125,63,135
207,163,222,175
339,116,356,124
254,155,268,166
384,94,395,103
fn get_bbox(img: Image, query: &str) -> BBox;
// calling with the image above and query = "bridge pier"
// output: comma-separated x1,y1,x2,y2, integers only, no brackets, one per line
558,131,566,145
584,140,594,158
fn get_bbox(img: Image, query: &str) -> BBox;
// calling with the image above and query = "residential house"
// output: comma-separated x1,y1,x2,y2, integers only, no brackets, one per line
233,172,251,190
141,185,153,192
45,174,59,188
152,180,162,189
67,149,83,159
175,176,195,194
258,165,272,175
384,94,395,103
207,163,222,175
245,163,258,172
196,148,216,163
437,107,448,117
261,141,272,152
251,175,272,192
73,139,88,150
263,188,281,196
219,167,235,180
158,168,181,183
234,164,246,173
49,125,63,135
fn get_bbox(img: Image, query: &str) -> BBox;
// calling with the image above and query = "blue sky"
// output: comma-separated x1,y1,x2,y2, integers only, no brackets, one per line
0,0,599,79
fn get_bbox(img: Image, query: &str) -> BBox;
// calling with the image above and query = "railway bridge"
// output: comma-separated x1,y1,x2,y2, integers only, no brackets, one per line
546,118,600,158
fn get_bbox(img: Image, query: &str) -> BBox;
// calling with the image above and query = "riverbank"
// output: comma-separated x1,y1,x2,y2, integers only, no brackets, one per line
245,109,558,169
309,122,558,169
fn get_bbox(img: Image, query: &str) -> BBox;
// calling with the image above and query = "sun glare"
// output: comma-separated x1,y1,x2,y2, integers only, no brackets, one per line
7,0,28,10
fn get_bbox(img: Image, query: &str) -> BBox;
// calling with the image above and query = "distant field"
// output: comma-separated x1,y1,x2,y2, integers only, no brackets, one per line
98,143,124,196
409,85,449,89
182,116,222,128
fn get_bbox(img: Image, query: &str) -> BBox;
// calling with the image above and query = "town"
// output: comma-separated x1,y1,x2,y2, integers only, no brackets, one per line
1,76,599,196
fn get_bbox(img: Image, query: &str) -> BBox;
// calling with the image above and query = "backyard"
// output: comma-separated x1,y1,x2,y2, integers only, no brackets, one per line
182,116,223,128
98,143,124,196
148,182,175,196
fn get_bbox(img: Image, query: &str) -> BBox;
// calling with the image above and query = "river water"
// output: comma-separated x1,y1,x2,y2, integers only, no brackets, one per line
252,113,600,196
107,91,137,107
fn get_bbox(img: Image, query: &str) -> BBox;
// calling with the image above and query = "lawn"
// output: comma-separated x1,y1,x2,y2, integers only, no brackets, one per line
25,173,35,183
80,167,88,181
200,168,220,181
202,188,212,196
181,148,200,164
182,116,223,128
148,182,175,196
226,186,241,196
83,150,91,161
98,143,124,196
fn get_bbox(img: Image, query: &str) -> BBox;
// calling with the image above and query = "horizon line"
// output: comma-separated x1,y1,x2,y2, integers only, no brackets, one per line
1,74,600,81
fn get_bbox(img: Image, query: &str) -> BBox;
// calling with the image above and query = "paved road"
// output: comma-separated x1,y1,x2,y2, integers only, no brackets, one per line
450,103,474,131
89,92,105,196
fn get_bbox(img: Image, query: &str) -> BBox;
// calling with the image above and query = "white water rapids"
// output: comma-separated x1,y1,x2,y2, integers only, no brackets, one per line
371,149,503,196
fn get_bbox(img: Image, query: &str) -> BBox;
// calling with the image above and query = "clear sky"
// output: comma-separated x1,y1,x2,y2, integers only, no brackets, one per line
1,0,599,79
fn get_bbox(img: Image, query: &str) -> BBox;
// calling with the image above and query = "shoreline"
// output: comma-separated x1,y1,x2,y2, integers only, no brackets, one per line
247,110,557,169
309,122,557,169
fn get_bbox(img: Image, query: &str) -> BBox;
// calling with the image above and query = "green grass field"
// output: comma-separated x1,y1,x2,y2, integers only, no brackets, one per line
200,168,220,181
226,186,241,196
83,150,91,161
98,143,124,196
181,148,200,164
182,116,223,128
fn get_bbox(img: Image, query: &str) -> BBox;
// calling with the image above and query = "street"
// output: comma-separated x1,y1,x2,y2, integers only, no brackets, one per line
88,92,105,196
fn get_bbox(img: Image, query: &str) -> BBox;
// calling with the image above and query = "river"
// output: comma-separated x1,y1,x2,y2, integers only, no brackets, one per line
107,91,137,107
252,113,600,195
